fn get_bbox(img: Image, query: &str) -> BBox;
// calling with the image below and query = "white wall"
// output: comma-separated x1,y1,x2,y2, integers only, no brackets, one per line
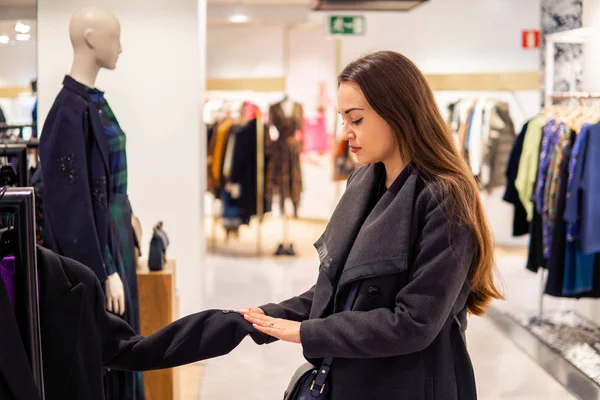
330,0,541,72
38,0,206,317
583,0,600,91
207,24,285,79
0,39,36,87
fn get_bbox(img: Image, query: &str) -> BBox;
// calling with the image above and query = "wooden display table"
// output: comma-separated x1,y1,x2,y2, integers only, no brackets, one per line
137,259,179,400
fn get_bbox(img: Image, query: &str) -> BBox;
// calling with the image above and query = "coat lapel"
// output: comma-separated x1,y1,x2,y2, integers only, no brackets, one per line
338,168,418,288
88,102,111,176
313,163,420,315
62,75,110,176
37,248,84,399
313,163,382,282
0,274,42,400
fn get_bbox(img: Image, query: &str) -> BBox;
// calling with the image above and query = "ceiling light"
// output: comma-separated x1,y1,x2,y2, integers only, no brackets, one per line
0,35,9,44
15,21,31,34
16,34,31,41
229,14,249,23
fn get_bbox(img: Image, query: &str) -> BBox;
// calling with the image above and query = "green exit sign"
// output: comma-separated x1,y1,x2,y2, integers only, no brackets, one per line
329,16,365,36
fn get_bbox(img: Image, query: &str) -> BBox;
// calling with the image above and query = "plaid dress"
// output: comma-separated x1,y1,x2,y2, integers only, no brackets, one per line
89,89,145,400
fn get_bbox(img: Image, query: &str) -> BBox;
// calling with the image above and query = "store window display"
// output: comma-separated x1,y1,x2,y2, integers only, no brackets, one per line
38,6,142,399
241,51,503,400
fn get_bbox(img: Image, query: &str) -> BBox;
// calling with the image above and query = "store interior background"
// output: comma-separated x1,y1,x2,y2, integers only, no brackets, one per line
4,0,600,398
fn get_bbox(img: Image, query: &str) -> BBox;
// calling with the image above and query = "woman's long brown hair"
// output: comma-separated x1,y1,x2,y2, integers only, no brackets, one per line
339,51,503,315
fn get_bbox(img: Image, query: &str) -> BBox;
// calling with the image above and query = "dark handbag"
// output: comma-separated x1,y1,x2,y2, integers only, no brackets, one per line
284,283,360,400
148,222,169,271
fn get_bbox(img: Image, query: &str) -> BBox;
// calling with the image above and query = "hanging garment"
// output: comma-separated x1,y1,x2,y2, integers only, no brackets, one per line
481,102,516,190
221,126,242,230
229,119,271,224
515,116,545,221
266,102,304,216
544,132,573,296
467,100,486,176
88,88,145,400
565,123,592,242
503,121,529,236
207,119,233,195
527,134,547,273
580,122,600,255
0,246,269,400
563,123,594,296
542,124,570,259
534,120,560,216
303,115,329,154
0,256,15,310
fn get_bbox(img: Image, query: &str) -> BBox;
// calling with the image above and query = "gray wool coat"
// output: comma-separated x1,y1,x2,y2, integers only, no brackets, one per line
261,162,478,400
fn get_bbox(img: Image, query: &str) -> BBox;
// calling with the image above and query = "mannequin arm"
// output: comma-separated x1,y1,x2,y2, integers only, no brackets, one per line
105,272,125,315
39,106,107,281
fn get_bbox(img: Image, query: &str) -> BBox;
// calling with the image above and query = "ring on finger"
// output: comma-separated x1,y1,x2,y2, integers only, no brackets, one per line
269,321,275,328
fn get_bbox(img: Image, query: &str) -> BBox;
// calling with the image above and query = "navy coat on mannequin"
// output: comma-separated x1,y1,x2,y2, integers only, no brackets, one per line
39,75,112,282
0,247,267,400
261,163,478,400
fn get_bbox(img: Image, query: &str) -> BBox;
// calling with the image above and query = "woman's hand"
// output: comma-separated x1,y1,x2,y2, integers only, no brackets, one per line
244,312,302,344
237,307,265,317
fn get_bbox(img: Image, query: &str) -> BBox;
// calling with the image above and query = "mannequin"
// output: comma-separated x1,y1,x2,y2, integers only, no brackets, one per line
280,95,295,118
39,6,145,400
267,95,304,256
68,6,125,317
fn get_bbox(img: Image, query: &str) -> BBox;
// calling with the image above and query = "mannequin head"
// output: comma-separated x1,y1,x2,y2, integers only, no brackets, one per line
69,6,122,71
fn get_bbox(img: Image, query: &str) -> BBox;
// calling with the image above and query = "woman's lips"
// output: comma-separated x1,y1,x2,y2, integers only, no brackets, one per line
350,146,361,153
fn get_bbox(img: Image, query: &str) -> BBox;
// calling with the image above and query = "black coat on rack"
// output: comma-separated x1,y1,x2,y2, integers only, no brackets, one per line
229,119,270,224
0,246,269,400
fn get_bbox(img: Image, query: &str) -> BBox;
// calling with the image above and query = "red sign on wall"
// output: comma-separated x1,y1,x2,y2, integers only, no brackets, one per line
522,30,541,49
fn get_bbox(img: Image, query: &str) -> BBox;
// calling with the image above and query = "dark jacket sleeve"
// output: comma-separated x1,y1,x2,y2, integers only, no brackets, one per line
96,278,267,371
39,106,107,281
260,285,316,322
299,191,475,359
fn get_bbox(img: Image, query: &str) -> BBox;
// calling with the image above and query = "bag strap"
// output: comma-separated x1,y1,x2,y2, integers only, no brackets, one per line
310,282,360,396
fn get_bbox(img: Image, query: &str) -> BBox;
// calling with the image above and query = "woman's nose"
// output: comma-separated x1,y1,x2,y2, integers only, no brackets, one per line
340,126,354,141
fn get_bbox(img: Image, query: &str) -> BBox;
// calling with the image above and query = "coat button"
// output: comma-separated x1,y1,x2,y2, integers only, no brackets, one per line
368,286,380,298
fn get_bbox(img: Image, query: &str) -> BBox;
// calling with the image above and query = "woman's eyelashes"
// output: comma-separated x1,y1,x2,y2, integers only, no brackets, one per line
341,117,363,127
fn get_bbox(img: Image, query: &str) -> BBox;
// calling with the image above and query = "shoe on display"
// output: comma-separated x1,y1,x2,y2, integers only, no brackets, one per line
274,243,286,256
286,244,296,256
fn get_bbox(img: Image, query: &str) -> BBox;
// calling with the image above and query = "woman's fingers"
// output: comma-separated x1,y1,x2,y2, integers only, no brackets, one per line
252,323,279,337
244,312,271,325
237,307,265,316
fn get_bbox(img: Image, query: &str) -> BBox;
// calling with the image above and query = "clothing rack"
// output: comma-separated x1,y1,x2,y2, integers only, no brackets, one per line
0,143,29,187
0,123,37,139
535,93,600,318
209,112,266,255
0,187,44,398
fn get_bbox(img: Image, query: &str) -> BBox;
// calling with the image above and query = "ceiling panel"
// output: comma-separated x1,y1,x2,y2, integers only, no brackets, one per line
0,19,36,38
0,0,36,5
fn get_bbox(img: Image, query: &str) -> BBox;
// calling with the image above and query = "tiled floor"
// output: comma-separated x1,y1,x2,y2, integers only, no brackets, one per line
193,251,578,399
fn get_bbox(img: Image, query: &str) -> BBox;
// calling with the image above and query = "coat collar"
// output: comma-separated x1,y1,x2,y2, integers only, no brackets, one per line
0,261,42,400
36,247,84,399
314,162,419,289
62,75,111,176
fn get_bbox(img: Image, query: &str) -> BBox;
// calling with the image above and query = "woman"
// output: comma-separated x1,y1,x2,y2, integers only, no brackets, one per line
241,51,503,399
